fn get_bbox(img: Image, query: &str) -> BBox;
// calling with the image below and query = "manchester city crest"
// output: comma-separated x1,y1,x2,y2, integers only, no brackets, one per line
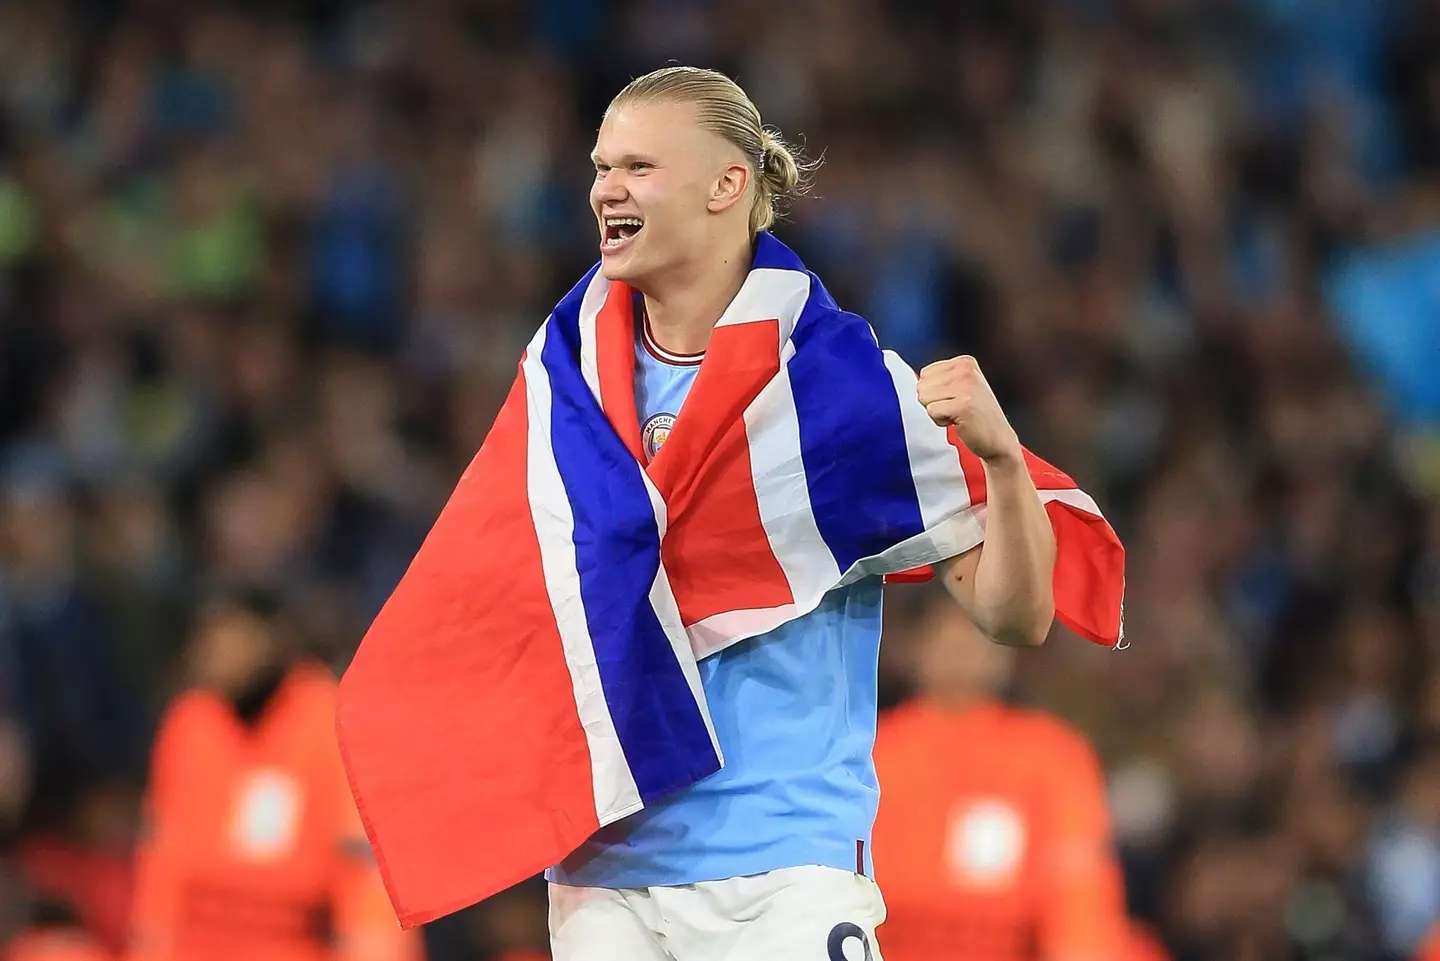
642,413,676,461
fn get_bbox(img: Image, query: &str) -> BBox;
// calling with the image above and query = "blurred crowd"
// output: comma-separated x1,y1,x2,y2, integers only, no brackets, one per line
0,0,1437,959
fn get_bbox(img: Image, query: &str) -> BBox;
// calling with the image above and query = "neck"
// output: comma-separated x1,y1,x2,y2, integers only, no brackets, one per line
641,232,752,355
228,660,289,727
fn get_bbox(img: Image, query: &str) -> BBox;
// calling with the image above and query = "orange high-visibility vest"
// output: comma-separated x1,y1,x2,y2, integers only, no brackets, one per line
128,663,423,961
872,699,1130,961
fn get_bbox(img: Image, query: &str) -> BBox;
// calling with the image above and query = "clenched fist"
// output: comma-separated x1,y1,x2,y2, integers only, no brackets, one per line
916,356,1022,463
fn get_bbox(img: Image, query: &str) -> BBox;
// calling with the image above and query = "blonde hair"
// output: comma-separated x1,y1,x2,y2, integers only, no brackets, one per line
608,66,816,234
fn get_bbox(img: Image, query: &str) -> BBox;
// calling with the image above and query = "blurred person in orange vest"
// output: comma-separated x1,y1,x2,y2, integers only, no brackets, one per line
127,589,422,961
6,898,112,961
872,588,1141,961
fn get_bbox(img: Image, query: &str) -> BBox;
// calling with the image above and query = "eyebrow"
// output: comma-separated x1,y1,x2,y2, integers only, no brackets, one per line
591,152,657,166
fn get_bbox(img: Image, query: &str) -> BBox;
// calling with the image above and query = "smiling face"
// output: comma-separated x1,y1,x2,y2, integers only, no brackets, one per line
589,99,751,287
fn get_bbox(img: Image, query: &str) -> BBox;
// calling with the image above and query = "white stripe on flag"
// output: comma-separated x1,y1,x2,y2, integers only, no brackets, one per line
1040,486,1107,519
740,339,841,612
714,268,811,343
881,350,971,529
686,336,839,660
521,324,643,825
638,473,724,766
577,270,610,406
867,349,987,566
688,604,802,660
831,467,1110,586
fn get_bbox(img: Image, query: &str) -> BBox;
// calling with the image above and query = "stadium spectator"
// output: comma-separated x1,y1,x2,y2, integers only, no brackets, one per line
126,590,421,961
873,588,1131,961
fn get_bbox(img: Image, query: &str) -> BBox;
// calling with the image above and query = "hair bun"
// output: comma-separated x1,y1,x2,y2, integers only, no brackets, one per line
757,128,802,201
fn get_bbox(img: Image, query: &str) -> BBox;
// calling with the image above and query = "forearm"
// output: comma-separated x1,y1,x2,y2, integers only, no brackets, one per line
946,454,1056,646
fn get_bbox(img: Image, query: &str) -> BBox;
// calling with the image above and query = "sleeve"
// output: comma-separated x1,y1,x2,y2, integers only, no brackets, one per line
126,703,188,961
1033,724,1131,961
323,725,426,961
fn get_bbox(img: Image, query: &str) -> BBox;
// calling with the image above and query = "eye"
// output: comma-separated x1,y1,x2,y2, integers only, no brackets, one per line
629,162,652,172
593,163,610,175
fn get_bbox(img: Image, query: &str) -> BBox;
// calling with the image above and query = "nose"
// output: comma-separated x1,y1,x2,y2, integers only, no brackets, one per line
592,170,627,207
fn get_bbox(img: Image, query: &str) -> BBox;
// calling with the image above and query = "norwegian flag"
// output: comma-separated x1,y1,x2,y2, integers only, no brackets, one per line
335,233,1125,927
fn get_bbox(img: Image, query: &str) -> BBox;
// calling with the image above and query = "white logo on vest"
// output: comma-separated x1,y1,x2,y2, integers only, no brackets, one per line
230,769,304,861
946,798,1027,888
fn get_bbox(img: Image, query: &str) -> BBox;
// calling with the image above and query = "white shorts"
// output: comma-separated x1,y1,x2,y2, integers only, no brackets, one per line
548,865,886,961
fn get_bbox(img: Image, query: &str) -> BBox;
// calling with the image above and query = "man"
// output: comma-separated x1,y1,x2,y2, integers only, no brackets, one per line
540,66,1060,961
338,66,1124,961
871,590,1134,961
127,591,421,961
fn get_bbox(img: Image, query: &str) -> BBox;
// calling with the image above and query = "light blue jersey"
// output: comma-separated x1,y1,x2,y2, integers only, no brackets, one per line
546,306,882,888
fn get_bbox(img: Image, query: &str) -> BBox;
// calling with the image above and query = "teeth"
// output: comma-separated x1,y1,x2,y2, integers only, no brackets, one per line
602,216,642,250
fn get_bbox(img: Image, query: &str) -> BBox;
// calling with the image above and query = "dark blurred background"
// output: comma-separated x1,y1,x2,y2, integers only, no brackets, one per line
0,0,1437,959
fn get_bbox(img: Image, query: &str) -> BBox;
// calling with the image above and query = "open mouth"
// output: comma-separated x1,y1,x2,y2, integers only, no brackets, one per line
603,216,644,251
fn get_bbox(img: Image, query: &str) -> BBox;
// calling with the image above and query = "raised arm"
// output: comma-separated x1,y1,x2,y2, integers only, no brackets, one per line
917,356,1056,647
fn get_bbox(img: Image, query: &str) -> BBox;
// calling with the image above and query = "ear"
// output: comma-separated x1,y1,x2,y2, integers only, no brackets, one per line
706,161,750,214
